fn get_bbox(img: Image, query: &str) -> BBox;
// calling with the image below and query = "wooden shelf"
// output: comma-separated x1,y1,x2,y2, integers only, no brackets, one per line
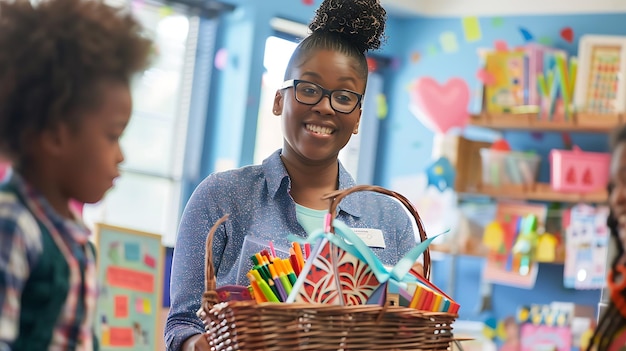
470,113,621,133
460,182,607,204
429,249,565,265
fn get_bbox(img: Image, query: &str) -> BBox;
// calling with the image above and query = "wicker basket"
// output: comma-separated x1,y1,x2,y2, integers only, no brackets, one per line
197,185,457,350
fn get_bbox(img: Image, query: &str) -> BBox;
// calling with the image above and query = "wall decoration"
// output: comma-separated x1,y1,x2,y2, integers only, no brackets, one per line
494,40,508,52
94,224,165,351
409,77,470,134
491,17,504,28
366,57,378,72
214,48,228,70
538,37,553,46
560,27,574,43
427,44,438,56
410,52,421,63
439,31,459,53
462,17,482,42
519,27,534,42
376,94,388,119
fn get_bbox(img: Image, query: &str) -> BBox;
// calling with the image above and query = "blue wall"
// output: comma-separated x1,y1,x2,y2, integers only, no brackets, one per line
378,14,626,186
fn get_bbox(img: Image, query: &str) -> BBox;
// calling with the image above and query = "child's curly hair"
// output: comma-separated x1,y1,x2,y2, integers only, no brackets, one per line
284,0,386,82
0,0,153,163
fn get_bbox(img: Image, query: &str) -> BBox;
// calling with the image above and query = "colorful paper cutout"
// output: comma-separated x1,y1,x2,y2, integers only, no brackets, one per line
409,77,470,134
494,40,508,52
462,17,482,42
492,17,504,27
538,36,553,45
109,327,134,347
519,27,534,42
214,48,228,70
124,242,140,261
560,27,574,43
376,94,388,119
143,298,152,315
106,266,154,293
439,31,459,53
114,295,129,318
410,51,421,63
134,297,153,315
427,44,438,56
144,254,156,269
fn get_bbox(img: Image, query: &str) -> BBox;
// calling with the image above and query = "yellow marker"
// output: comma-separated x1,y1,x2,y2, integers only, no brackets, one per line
432,295,443,312
409,286,424,309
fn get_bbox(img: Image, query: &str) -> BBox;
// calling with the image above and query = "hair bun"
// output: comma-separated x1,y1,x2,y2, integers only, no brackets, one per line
308,0,386,53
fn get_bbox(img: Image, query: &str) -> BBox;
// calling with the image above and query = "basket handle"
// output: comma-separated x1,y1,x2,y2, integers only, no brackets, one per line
202,214,229,310
321,184,432,280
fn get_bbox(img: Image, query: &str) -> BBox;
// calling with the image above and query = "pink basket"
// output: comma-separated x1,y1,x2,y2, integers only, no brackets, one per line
550,146,610,193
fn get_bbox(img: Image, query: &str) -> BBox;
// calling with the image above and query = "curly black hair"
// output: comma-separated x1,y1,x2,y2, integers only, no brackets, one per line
588,124,626,350
0,0,152,163
284,0,386,81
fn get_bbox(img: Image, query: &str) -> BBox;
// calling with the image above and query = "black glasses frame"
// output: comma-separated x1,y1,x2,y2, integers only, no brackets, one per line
280,79,363,114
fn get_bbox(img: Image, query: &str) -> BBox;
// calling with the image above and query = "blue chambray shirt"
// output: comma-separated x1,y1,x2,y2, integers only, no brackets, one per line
165,150,417,351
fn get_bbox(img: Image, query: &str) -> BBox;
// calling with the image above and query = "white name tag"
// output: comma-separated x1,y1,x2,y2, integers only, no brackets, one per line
351,228,386,249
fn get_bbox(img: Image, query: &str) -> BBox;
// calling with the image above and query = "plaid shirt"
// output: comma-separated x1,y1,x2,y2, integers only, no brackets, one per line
0,171,97,350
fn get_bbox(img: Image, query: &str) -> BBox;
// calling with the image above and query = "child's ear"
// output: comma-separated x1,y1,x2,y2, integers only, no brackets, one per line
39,123,70,156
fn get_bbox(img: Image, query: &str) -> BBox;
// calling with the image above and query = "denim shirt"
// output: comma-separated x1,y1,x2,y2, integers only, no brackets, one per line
165,150,417,351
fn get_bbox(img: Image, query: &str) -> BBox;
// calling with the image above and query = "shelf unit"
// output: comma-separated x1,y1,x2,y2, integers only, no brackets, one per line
462,112,612,203
469,113,621,133
460,183,607,204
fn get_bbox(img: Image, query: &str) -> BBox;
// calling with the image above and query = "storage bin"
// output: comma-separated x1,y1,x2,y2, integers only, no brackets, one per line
550,146,610,193
480,149,541,187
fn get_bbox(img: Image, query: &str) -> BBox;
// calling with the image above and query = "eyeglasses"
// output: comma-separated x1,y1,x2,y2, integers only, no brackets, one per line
280,79,363,114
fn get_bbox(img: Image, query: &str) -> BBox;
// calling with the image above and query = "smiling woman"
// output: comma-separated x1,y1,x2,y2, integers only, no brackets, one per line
165,1,422,350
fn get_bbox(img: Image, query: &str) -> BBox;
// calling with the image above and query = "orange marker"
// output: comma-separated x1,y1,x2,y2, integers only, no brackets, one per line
293,242,305,271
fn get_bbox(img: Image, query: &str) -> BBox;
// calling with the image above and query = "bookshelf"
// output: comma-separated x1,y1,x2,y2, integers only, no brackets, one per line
460,183,607,204
469,113,621,133
459,112,612,203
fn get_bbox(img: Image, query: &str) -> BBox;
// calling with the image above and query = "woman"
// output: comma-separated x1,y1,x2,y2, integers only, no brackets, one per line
588,125,626,350
165,1,419,350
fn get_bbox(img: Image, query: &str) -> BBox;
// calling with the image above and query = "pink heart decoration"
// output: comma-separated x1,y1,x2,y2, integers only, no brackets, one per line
409,77,470,134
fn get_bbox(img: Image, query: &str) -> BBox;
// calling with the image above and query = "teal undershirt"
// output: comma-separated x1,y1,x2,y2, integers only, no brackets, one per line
295,203,327,235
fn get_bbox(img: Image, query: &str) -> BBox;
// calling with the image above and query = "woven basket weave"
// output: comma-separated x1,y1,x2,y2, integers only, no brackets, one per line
197,185,457,350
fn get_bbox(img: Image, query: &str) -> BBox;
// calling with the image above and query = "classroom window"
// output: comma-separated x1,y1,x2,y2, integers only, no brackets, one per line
83,1,200,247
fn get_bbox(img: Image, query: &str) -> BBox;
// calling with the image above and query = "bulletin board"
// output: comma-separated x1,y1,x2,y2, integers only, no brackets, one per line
94,223,164,350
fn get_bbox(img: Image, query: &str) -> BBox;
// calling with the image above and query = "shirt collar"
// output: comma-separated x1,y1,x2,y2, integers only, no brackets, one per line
7,170,91,244
262,149,362,218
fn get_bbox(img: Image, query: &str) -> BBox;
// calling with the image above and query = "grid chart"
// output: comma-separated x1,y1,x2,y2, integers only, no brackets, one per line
585,45,621,114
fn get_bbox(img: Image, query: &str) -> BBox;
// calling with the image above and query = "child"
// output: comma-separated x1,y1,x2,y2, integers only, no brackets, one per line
165,0,420,350
588,124,626,350
0,0,152,349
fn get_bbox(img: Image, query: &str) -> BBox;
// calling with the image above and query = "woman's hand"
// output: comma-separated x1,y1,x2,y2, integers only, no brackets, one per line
182,334,210,351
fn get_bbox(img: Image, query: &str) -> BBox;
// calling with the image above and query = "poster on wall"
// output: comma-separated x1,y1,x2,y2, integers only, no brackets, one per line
94,223,164,350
